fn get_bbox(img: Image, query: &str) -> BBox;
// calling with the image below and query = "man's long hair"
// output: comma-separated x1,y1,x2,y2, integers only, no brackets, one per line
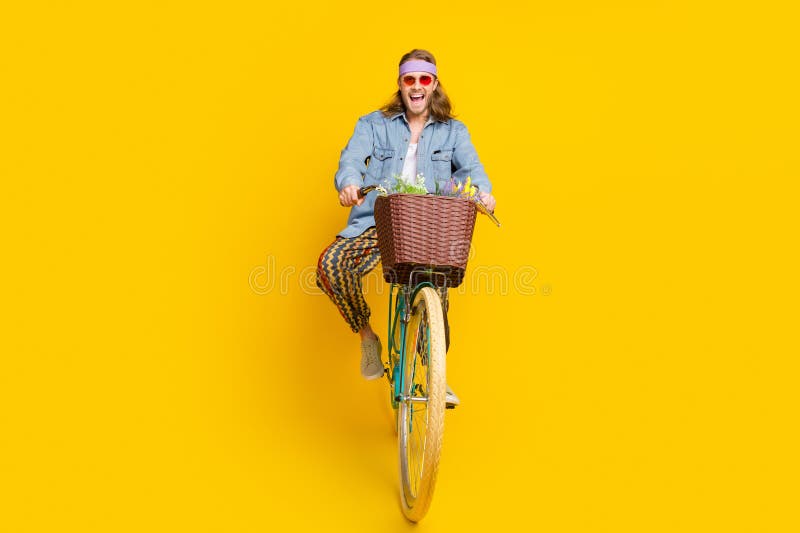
380,49,454,122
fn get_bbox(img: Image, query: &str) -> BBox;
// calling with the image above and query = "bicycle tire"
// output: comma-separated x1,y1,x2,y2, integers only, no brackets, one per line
398,286,446,522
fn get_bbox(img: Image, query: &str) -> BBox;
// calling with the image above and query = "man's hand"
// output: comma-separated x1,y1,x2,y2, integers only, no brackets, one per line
339,184,364,207
478,191,496,213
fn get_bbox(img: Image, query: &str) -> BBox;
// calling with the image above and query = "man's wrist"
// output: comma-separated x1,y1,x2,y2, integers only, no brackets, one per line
338,180,359,192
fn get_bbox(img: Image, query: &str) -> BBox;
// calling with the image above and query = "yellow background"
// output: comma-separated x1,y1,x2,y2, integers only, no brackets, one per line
2,1,798,531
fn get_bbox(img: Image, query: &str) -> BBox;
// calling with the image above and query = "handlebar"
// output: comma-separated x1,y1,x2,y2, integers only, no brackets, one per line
355,185,501,227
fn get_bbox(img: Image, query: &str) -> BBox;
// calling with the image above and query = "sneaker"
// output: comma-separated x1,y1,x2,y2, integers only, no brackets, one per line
360,336,384,380
445,384,460,407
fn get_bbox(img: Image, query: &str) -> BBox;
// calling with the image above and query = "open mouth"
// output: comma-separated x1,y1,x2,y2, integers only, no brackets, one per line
409,93,425,105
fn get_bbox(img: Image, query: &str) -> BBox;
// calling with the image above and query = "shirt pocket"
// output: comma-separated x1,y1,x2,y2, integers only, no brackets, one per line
367,147,395,181
430,149,454,180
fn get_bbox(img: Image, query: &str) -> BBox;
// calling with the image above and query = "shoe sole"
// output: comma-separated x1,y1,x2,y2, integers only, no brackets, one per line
362,369,384,380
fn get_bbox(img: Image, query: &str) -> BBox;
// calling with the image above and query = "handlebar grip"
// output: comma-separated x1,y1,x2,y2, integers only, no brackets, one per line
475,198,501,227
358,185,377,198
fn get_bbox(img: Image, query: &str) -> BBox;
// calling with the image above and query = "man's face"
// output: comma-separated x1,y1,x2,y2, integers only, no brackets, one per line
398,71,439,118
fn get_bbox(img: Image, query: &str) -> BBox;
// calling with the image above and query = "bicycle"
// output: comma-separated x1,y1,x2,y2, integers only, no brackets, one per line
359,185,499,521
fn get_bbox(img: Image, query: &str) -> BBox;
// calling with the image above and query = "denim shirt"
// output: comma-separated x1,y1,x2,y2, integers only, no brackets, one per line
334,110,492,238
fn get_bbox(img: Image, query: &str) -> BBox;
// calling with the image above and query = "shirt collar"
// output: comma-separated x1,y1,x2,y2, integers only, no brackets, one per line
390,112,448,125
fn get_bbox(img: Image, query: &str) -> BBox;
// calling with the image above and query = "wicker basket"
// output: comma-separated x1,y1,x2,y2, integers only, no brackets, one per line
374,194,477,287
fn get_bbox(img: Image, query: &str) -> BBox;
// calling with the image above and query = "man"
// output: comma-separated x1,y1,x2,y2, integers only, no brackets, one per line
317,49,496,390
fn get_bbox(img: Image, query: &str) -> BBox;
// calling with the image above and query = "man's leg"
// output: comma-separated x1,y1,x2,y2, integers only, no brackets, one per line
316,228,383,378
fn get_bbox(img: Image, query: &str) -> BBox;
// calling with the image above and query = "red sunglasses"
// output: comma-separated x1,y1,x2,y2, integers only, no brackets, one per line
402,74,434,86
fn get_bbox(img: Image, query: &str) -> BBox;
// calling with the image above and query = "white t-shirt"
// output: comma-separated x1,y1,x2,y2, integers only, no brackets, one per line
400,143,418,184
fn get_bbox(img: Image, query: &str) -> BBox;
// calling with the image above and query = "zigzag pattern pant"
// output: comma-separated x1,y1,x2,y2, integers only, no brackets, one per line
316,227,381,333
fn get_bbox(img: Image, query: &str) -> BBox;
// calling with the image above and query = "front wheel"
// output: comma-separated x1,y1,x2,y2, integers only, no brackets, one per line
398,286,446,522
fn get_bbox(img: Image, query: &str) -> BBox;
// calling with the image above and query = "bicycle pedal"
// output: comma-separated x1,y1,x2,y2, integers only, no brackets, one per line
445,385,460,408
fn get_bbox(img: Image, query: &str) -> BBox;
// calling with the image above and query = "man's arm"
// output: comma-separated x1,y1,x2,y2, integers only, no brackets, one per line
334,116,374,192
451,121,491,193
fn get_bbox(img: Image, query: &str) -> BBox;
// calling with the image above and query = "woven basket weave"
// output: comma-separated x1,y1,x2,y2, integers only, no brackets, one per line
374,194,477,287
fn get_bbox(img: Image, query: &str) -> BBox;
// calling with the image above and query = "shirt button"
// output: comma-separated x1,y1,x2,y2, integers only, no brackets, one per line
404,138,408,142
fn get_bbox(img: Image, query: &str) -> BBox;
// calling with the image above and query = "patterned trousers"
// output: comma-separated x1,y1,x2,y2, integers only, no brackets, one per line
316,227,381,333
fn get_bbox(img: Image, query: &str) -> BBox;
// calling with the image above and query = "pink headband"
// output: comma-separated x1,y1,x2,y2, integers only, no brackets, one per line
399,60,438,77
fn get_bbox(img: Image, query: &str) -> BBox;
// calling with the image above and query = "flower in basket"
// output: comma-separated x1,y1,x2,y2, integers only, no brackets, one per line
376,173,429,196
376,174,480,202
434,176,479,200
